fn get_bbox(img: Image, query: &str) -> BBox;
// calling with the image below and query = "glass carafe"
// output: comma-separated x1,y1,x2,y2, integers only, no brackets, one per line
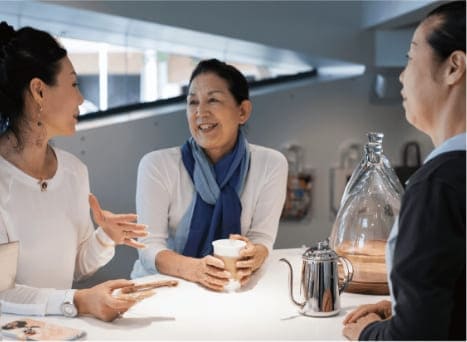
341,132,403,207
330,142,402,295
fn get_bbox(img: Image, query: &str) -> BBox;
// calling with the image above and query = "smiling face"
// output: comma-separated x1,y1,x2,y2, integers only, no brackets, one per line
186,72,251,163
399,18,445,135
41,56,84,137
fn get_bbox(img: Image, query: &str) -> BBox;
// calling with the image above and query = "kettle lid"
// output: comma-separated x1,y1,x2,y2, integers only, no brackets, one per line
303,239,337,261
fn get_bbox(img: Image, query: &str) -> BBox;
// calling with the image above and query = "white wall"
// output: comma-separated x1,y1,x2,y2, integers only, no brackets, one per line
54,72,431,286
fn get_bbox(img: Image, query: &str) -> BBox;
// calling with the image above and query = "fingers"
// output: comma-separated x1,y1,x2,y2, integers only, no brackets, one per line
375,300,392,318
342,313,381,341
205,255,225,269
105,213,139,224
343,304,378,324
202,279,225,292
237,267,252,279
106,296,137,311
364,313,382,322
198,256,229,291
343,306,369,324
124,239,147,249
104,279,135,291
236,258,254,269
229,234,254,258
239,244,255,258
205,264,230,280
229,234,249,242
199,269,228,291
120,227,148,240
117,222,148,232
239,273,251,286
342,322,359,340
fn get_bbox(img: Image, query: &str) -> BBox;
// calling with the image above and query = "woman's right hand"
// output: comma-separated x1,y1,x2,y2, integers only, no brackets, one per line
192,255,230,292
343,300,392,324
74,279,137,322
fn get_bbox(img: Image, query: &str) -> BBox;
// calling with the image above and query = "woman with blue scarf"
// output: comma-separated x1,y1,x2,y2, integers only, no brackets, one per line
132,59,288,291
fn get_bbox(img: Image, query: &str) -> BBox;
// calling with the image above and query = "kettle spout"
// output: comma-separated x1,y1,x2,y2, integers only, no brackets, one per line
279,258,305,308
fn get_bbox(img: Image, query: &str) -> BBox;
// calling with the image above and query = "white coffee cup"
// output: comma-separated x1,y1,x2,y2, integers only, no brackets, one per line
212,239,246,292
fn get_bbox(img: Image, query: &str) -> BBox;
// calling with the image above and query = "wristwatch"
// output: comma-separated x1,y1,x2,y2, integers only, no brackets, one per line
61,290,78,317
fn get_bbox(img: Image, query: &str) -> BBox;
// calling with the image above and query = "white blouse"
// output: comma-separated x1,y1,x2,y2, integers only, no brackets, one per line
132,143,288,278
0,147,115,316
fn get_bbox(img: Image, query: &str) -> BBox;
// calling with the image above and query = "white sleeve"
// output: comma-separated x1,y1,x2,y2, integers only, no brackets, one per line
0,226,68,315
73,165,114,281
0,286,69,316
246,151,288,252
0,210,8,244
135,153,171,274
0,165,102,316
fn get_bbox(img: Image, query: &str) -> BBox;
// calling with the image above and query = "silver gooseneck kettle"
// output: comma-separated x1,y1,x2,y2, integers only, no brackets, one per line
280,239,353,317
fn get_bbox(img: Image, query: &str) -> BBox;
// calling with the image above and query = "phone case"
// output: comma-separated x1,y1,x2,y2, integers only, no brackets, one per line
1,318,85,340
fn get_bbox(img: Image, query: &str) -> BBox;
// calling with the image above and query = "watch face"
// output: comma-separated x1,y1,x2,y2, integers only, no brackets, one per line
61,303,78,317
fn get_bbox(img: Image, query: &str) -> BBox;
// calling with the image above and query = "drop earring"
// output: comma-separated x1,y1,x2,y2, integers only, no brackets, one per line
37,105,43,127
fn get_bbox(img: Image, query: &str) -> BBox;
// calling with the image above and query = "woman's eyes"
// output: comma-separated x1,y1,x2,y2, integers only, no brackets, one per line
187,98,219,105
72,82,80,88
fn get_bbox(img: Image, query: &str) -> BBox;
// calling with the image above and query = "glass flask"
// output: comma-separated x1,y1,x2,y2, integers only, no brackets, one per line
341,132,403,207
330,142,402,295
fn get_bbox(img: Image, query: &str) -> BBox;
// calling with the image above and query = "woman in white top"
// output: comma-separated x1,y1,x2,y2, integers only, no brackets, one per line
132,59,288,291
0,22,147,322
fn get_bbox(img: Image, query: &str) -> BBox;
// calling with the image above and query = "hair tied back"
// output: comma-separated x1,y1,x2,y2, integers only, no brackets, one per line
0,21,15,46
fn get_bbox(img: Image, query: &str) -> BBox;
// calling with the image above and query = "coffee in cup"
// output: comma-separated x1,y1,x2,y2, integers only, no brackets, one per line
212,239,246,292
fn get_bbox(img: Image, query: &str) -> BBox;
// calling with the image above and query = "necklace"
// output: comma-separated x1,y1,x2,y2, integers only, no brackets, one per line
38,179,48,192
0,137,54,192
36,145,53,192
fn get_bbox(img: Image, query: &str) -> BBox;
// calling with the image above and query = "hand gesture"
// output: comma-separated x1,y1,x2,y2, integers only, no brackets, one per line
89,193,148,249
342,312,381,340
194,255,230,291
343,300,392,324
229,234,268,287
74,279,137,322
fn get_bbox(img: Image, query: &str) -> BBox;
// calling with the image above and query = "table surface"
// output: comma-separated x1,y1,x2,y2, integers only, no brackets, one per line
0,248,389,340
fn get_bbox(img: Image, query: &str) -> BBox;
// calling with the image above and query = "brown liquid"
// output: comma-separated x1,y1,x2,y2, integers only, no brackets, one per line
336,240,388,294
214,255,240,280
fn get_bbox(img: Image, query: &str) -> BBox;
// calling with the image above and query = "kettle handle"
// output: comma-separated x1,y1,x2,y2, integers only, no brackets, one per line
337,256,354,294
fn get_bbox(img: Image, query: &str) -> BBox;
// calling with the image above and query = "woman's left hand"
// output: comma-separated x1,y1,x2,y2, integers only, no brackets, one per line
342,312,381,340
89,194,148,249
229,234,268,286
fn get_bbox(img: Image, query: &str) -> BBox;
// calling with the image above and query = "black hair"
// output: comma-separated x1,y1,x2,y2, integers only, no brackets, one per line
0,21,67,144
425,1,465,60
188,59,249,105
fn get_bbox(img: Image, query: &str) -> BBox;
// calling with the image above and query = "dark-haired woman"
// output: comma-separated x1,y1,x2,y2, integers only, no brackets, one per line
343,1,465,340
0,22,148,321
131,59,288,291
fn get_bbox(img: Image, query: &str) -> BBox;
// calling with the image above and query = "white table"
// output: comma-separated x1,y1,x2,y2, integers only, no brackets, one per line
1,249,388,340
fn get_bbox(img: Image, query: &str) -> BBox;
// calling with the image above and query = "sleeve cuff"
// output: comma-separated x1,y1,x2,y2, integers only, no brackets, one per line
359,320,385,340
46,289,76,315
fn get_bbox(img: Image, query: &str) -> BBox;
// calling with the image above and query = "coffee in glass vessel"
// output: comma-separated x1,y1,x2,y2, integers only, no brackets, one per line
330,142,402,295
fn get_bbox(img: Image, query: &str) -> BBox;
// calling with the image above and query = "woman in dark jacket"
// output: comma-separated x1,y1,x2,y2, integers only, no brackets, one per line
343,1,466,340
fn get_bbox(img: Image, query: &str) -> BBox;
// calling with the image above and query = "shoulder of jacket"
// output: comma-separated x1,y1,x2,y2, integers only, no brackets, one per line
408,152,465,189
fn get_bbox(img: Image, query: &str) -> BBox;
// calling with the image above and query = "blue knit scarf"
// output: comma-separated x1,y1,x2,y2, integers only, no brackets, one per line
178,129,250,258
